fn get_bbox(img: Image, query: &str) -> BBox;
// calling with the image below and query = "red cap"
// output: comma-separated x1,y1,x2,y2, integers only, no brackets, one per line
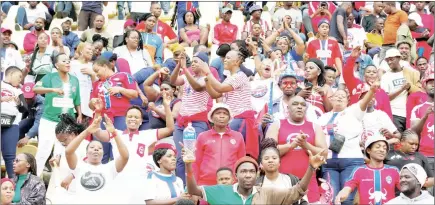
1,27,12,34
154,143,177,155
124,19,136,29
22,82,35,99
422,66,434,85
234,156,259,173
135,22,145,31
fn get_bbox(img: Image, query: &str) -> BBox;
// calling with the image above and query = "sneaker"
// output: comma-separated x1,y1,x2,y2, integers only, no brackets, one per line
15,23,22,31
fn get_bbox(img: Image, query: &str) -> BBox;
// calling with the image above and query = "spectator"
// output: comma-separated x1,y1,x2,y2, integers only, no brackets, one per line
51,27,71,57
213,8,238,46
70,42,96,120
361,2,386,33
381,48,420,132
400,1,411,14
365,18,384,58
55,1,74,19
113,19,137,49
216,167,234,185
179,11,209,47
78,1,107,31
89,56,138,163
93,102,174,203
144,143,189,204
23,17,50,54
242,5,271,39
12,153,46,205
64,115,129,204
1,178,15,205
415,1,434,35
80,15,113,51
346,13,366,52
1,66,27,179
386,163,434,204
329,2,352,50
266,95,327,202
273,2,302,31
173,1,199,35
379,1,408,63
410,69,434,176
335,135,400,205
33,53,82,176
27,32,55,83
60,18,80,58
385,130,434,189
256,138,309,204
306,19,343,77
324,66,336,89
406,59,431,128
169,52,211,184
17,83,44,147
397,41,415,67
409,12,432,60
91,34,109,58
1,28,25,74
15,1,46,31
229,40,255,78
147,81,181,130
137,13,164,65
151,2,178,46
183,148,326,204
193,103,246,185
113,30,154,74
305,1,332,35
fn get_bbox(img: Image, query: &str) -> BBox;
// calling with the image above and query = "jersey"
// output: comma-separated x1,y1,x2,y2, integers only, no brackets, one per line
410,102,434,157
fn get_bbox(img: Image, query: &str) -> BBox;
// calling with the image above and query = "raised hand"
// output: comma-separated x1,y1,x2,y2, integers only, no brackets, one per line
308,149,327,169
162,91,171,106
350,46,362,58
103,114,116,133
87,116,102,134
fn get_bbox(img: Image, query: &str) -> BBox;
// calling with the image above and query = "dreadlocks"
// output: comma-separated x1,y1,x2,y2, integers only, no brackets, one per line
55,113,86,136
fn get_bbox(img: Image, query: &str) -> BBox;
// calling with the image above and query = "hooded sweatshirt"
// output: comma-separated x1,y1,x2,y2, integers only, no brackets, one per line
386,191,434,204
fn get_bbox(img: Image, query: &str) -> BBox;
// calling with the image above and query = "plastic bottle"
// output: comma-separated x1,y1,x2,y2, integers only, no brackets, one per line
183,122,197,162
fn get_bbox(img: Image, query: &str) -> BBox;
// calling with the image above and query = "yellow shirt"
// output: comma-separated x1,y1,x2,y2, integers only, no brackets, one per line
366,32,383,47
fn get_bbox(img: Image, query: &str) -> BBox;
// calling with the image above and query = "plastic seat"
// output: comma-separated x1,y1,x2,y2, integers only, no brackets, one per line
16,144,38,157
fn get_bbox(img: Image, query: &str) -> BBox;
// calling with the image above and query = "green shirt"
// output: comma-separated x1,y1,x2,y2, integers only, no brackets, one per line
36,72,81,122
203,184,257,205
12,174,27,203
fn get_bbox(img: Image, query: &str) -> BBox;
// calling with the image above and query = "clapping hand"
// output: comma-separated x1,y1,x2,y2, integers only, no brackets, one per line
103,114,116,133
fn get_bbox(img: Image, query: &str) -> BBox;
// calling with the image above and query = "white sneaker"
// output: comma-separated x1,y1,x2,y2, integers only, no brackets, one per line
15,23,22,31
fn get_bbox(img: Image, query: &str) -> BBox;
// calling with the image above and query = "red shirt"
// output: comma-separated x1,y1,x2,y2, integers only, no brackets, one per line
406,91,428,129
411,101,434,157
23,30,50,54
213,21,238,45
277,119,320,202
311,15,331,33
306,38,342,67
193,127,246,185
91,72,137,118
345,164,400,205
154,20,177,41
419,13,434,36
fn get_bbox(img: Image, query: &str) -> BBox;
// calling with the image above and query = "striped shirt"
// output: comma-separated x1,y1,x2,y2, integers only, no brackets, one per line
179,75,210,116
223,71,253,116
242,19,270,35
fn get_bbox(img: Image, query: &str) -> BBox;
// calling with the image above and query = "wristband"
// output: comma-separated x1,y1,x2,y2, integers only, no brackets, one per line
186,171,194,179
109,131,117,139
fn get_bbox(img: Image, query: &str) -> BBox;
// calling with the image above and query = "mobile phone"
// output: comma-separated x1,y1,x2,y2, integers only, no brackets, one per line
305,82,313,90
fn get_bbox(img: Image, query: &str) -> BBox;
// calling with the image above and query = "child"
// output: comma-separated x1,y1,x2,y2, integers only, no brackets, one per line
324,66,337,92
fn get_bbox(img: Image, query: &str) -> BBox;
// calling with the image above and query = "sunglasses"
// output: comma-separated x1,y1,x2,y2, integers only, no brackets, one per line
276,36,289,41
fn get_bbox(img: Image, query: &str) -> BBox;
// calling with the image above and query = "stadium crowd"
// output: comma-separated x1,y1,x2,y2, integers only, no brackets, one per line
0,1,434,204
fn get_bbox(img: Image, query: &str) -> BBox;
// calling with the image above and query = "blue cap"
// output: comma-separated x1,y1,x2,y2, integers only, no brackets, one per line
101,51,114,61
279,70,297,82
249,5,262,14
163,59,177,73
194,52,209,65
318,18,330,28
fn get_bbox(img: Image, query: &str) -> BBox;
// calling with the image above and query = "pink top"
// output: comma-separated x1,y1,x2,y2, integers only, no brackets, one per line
186,29,201,42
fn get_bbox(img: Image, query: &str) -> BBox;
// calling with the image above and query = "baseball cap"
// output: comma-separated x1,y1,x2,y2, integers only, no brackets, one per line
408,12,423,27
1,27,12,34
60,17,73,25
222,7,233,14
401,163,427,187
364,134,389,159
124,19,136,29
249,5,262,14
22,82,35,99
234,156,259,173
207,103,233,123
318,18,330,28
385,48,401,59
279,70,297,83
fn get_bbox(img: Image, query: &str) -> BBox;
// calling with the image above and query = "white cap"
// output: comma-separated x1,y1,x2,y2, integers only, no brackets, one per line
401,163,427,187
60,17,74,25
408,12,423,27
364,133,389,159
207,103,233,123
385,48,401,59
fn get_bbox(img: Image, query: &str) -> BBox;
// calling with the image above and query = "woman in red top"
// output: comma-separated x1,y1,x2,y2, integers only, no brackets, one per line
89,56,138,163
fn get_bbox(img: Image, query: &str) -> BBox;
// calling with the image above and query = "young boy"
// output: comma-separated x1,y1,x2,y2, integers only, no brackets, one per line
324,66,337,91
216,167,234,185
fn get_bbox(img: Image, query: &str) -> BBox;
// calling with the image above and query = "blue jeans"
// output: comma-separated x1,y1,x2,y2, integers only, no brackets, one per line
229,118,247,140
1,2,12,14
160,2,170,14
2,125,19,178
55,2,72,13
117,2,132,20
19,118,35,139
16,6,29,28
322,158,364,205
94,116,127,164
173,121,208,185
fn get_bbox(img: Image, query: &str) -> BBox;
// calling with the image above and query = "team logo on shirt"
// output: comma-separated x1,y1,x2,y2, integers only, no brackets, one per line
80,171,106,191
230,139,236,145
386,176,392,184
137,143,146,158
1,89,13,97
427,122,434,140
251,85,268,98
286,133,310,150
368,188,387,204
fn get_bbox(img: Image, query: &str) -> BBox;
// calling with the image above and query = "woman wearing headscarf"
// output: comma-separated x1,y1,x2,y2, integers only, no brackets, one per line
1,178,15,205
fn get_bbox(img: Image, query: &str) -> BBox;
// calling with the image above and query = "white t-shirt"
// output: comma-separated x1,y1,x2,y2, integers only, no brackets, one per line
144,172,184,201
347,27,367,49
316,102,365,159
58,140,89,194
69,60,94,117
273,8,302,29
113,45,153,75
25,7,46,24
73,161,118,204
362,110,397,137
262,173,294,189
381,71,407,117
1,81,23,125
250,78,283,114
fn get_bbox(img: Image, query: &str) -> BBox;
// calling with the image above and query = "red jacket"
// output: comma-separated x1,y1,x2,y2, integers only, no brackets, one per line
23,30,50,54
193,127,245,185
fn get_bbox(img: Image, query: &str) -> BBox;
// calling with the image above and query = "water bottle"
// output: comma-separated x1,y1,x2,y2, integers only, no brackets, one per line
183,122,197,162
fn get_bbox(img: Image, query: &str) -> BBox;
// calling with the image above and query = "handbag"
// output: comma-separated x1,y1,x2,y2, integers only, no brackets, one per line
1,114,16,128
329,133,345,154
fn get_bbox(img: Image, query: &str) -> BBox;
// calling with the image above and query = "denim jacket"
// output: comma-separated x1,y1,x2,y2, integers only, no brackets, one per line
13,174,46,205
26,95,45,138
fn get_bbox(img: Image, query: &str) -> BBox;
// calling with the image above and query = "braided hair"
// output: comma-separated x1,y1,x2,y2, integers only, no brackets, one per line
258,138,280,176
92,34,109,49
22,153,38,176
55,113,86,136
401,129,418,142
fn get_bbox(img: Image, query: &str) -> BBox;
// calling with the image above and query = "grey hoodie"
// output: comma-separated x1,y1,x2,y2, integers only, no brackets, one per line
386,191,434,204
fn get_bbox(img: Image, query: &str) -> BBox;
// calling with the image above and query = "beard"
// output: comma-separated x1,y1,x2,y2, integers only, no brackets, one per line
428,91,434,99
34,25,43,31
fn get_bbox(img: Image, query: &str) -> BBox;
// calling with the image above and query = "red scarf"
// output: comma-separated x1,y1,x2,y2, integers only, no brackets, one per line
234,110,259,160
176,111,209,128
